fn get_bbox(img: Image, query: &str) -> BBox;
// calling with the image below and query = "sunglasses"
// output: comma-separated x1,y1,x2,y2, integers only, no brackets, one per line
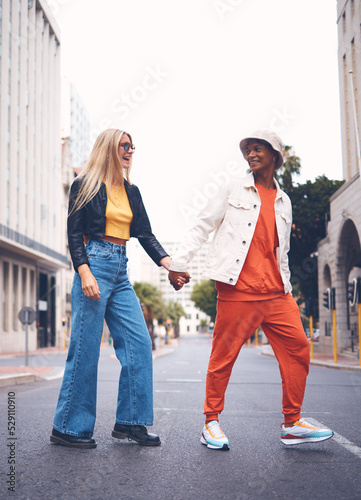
119,142,135,152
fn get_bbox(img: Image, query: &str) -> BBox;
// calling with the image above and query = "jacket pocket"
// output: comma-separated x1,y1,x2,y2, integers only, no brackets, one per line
228,198,252,210
276,211,291,224
225,198,252,226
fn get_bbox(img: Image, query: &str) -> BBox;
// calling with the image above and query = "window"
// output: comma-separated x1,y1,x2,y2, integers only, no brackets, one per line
22,268,27,307
13,265,19,330
3,262,10,331
30,270,35,328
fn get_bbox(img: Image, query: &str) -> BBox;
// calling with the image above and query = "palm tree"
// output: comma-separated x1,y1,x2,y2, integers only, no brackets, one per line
167,301,186,338
133,282,167,350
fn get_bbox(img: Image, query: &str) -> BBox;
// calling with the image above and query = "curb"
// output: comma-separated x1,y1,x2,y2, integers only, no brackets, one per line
261,347,361,372
0,342,176,388
0,373,42,387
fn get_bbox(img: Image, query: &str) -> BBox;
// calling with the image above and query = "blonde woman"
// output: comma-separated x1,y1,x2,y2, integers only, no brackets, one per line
50,129,170,449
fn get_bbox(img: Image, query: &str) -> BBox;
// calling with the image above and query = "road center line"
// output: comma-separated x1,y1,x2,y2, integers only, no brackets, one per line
309,418,361,459
166,379,203,383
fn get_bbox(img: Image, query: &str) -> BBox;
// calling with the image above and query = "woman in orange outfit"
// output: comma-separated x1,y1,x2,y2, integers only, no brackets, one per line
168,129,333,449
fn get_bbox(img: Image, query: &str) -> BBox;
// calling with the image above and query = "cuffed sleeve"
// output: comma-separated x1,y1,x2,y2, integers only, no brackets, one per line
127,183,169,266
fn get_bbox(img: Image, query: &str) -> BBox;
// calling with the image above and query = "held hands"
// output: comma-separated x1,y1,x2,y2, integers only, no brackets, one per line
78,264,101,301
168,270,191,291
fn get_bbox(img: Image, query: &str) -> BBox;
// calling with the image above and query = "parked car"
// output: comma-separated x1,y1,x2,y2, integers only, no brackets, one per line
305,328,320,342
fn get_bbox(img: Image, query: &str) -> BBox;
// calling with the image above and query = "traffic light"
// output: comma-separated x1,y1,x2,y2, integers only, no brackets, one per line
331,287,336,310
347,278,357,306
323,288,331,310
303,298,314,317
62,317,66,327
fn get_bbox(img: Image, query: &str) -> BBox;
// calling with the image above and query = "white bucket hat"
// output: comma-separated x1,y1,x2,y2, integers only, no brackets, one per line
239,129,284,169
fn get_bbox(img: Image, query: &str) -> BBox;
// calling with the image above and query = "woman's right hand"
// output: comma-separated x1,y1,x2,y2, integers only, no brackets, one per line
78,264,101,301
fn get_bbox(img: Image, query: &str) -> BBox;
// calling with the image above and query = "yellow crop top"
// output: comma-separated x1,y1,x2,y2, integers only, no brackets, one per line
104,184,133,240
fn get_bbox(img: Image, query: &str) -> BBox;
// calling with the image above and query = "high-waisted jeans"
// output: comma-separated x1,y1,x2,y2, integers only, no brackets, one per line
53,238,153,437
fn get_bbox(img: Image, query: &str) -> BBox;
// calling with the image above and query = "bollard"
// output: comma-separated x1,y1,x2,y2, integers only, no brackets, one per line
331,287,337,364
333,310,337,364
63,327,67,351
358,303,361,366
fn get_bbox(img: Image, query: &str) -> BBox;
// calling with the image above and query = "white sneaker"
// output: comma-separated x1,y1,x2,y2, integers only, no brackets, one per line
281,418,334,445
200,420,230,450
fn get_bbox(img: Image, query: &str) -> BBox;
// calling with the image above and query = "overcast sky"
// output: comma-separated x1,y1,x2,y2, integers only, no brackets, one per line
54,0,342,243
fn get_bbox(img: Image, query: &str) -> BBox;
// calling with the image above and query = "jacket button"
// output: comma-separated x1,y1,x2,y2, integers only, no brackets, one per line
242,241,246,245
253,204,257,209
248,222,251,227
236,259,240,263
229,278,233,282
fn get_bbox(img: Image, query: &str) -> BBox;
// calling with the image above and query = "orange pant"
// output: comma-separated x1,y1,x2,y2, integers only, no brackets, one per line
204,293,310,423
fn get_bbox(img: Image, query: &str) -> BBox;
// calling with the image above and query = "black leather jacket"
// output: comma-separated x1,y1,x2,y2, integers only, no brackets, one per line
67,177,169,272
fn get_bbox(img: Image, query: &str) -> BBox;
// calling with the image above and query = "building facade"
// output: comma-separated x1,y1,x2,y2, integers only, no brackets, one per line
61,77,91,170
0,0,68,353
317,0,361,354
60,82,91,344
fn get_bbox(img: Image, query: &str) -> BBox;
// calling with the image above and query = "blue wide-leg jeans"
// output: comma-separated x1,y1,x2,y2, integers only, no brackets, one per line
53,238,153,437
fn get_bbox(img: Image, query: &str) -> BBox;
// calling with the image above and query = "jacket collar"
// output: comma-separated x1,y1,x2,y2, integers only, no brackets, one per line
244,172,288,203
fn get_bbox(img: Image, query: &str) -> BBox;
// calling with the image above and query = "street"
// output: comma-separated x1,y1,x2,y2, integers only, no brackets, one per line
1,335,361,500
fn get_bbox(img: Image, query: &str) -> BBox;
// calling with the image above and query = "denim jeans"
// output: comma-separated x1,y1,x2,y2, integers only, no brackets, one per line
53,238,153,437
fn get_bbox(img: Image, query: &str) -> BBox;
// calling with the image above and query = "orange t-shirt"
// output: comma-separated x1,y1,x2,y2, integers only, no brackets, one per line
216,183,284,301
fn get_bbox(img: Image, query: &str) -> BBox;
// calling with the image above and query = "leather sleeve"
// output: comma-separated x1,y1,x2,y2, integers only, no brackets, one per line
129,184,169,266
67,178,89,272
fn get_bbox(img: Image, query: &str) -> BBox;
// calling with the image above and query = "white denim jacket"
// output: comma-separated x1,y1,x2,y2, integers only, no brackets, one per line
170,172,292,294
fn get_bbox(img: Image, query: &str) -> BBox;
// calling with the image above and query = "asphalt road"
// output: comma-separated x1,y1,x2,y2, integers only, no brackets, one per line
1,335,361,500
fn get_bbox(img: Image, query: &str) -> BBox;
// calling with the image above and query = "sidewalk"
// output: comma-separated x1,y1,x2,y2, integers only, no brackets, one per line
261,344,361,372
0,340,177,388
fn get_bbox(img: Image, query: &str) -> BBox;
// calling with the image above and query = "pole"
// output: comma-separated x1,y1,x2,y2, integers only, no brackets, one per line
25,309,29,367
25,323,29,367
358,303,361,366
333,309,337,365
309,315,314,360
158,324,162,350
255,327,259,347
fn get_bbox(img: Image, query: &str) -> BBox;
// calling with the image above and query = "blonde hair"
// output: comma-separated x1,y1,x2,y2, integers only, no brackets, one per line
69,129,133,214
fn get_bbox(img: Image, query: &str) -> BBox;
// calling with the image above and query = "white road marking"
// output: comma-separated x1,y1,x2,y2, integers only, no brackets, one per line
155,389,184,393
308,418,361,459
166,378,202,383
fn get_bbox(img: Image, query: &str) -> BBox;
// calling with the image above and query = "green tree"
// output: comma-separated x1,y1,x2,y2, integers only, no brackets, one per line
133,281,167,320
167,301,186,338
275,145,301,192
288,175,344,314
190,280,217,323
133,282,167,349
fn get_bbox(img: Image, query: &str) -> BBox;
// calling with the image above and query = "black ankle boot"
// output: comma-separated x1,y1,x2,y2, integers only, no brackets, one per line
112,423,161,446
50,428,97,449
